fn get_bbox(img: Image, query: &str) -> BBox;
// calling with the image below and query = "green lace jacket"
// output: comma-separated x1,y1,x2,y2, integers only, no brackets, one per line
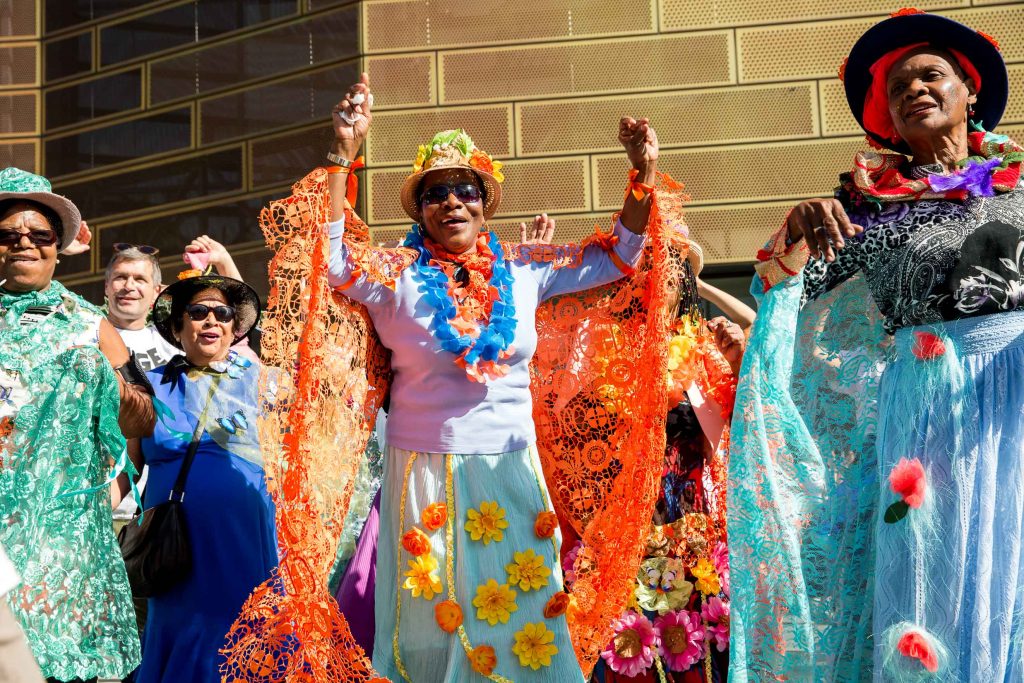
0,282,140,679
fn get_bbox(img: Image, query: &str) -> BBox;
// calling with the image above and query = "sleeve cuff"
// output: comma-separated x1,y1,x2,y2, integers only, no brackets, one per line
612,218,646,267
754,222,809,291
328,218,346,239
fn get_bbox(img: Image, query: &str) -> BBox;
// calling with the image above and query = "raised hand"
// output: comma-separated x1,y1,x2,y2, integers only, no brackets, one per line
786,198,864,262
618,117,659,173
62,220,92,256
331,72,373,160
519,214,556,245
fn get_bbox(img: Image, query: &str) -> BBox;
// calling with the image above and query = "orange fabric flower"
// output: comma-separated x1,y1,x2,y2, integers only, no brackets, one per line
177,268,203,280
897,630,938,672
401,527,432,557
468,645,497,676
0,416,14,439
421,503,448,532
434,600,463,633
912,331,946,360
889,457,927,509
543,592,570,618
534,511,558,539
890,7,925,17
977,30,1000,52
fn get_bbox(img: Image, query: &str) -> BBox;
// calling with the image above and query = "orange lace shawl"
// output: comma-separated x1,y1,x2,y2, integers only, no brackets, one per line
221,168,689,680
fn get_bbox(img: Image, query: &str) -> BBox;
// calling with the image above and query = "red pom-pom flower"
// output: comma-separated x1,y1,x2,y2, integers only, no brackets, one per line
912,331,946,360
897,630,939,672
889,457,927,509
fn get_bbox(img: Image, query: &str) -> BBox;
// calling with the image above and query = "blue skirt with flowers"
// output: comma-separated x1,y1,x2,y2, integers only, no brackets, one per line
372,445,585,682
872,310,1024,682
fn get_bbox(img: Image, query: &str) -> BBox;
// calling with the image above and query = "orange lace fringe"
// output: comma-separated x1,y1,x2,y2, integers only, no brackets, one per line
221,168,690,680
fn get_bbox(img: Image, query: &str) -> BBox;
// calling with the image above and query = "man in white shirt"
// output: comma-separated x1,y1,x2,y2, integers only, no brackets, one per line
0,544,44,683
104,245,178,373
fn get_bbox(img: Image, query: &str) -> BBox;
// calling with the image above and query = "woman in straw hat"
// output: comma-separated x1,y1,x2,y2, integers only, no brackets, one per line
732,9,1024,681
0,167,156,682
320,72,663,682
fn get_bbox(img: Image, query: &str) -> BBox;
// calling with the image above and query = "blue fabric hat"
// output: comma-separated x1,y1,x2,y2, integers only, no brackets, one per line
843,10,1008,155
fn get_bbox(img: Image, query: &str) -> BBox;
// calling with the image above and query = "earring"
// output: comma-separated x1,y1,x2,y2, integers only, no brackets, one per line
968,103,976,119
55,259,60,264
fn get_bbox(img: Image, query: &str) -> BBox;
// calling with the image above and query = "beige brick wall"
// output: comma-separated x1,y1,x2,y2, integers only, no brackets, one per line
363,0,1024,263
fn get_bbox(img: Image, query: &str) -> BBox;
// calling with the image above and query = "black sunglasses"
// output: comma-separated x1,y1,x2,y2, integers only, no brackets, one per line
113,242,159,255
0,229,59,247
185,303,236,323
419,183,483,206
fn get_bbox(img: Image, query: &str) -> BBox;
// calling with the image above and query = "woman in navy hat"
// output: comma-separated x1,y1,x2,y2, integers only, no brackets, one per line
731,9,1024,682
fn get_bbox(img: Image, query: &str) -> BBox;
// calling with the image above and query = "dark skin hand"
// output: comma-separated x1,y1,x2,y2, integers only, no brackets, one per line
787,47,976,262
708,316,745,375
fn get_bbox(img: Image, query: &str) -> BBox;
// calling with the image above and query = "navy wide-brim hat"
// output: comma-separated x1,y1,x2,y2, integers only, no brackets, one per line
152,273,261,349
844,10,1008,155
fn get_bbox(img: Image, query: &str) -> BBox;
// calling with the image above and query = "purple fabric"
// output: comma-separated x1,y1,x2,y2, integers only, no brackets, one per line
335,489,381,655
929,157,1002,197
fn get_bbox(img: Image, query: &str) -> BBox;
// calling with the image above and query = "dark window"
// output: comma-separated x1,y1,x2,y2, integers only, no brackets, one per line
149,5,358,104
45,0,157,34
44,31,92,83
45,68,142,131
45,107,192,178
54,147,243,220
97,194,278,266
99,0,296,67
251,125,332,189
200,61,360,145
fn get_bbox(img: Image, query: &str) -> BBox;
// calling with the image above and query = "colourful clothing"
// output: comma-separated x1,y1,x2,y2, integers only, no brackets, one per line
732,145,1024,681
0,283,139,681
135,354,277,683
328,218,642,680
327,218,646,454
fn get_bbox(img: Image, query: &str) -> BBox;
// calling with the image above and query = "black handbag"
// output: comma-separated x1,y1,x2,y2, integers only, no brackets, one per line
118,375,218,598
117,436,201,598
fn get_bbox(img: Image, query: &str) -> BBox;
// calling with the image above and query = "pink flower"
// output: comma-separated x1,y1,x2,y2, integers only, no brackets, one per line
654,610,705,672
710,542,730,597
897,630,938,673
600,611,659,677
889,457,927,509
912,331,946,360
701,596,730,652
562,539,583,589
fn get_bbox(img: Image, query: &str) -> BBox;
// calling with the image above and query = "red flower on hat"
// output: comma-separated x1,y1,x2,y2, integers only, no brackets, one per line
977,30,1001,52
890,7,925,17
838,57,848,83
911,331,946,360
896,630,939,672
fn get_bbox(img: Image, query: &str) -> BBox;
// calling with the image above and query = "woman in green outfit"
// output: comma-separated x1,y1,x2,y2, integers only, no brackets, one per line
0,167,155,682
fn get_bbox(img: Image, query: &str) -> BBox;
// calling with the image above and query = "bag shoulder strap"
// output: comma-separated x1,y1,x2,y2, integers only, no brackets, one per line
169,373,223,502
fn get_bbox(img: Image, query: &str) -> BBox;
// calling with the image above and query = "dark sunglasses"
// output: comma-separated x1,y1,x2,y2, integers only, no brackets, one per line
419,183,483,206
113,242,159,255
185,303,236,323
0,229,59,247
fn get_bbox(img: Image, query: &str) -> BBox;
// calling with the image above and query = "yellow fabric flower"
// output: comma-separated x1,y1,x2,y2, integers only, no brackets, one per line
692,557,722,595
472,579,518,626
465,501,509,545
403,555,442,600
413,144,429,172
491,159,505,183
512,622,558,670
505,549,551,592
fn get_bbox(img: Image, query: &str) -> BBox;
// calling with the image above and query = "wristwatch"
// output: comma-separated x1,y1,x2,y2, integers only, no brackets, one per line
326,152,355,168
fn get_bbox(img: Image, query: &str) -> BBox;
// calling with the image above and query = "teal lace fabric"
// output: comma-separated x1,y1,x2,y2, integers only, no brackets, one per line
0,282,140,680
729,274,889,682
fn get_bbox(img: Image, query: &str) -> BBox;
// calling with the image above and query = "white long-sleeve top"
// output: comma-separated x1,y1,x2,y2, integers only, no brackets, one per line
328,219,645,454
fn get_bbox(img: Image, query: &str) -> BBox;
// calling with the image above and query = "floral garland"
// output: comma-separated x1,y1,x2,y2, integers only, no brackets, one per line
403,227,517,383
665,316,703,408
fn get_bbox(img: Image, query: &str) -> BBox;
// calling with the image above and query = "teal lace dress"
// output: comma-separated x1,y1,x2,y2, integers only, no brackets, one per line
0,283,140,680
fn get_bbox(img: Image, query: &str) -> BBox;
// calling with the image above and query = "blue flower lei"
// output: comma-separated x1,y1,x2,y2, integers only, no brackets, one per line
403,225,517,375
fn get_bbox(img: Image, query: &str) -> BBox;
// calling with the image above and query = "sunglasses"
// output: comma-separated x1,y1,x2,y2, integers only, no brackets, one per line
113,242,159,255
0,229,58,247
185,303,236,323
419,183,483,206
